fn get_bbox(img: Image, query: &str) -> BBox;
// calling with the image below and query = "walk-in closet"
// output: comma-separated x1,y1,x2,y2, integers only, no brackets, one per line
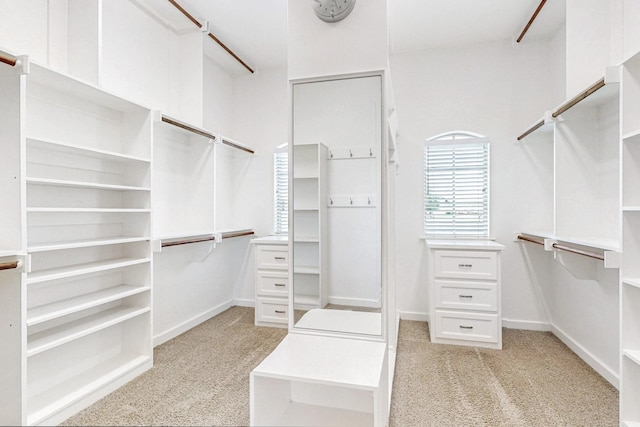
0,0,637,426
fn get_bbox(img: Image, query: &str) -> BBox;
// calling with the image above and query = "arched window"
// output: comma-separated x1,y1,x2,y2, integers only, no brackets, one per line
424,131,490,238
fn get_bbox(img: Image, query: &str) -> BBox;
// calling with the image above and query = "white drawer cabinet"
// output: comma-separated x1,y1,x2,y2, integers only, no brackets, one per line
427,240,504,349
252,236,289,328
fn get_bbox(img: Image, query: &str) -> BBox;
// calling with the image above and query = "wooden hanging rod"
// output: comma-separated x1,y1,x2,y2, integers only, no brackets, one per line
0,52,17,67
516,0,547,43
161,229,255,247
0,260,20,271
517,234,544,245
167,0,255,74
161,115,216,140
221,137,255,154
552,242,605,261
517,234,605,261
221,229,255,239
517,119,545,141
162,235,215,248
552,77,606,118
207,32,254,74
168,0,202,28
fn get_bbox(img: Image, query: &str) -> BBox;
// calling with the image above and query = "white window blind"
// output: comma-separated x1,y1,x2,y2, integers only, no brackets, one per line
274,145,288,234
424,132,489,238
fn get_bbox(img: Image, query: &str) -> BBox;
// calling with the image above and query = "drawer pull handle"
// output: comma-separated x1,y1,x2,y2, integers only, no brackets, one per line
274,256,286,260
275,310,286,314
274,283,286,287
458,263,473,268
459,325,473,330
459,295,473,299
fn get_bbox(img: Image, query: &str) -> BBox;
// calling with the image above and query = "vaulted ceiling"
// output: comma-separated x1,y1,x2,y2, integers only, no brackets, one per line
179,0,566,74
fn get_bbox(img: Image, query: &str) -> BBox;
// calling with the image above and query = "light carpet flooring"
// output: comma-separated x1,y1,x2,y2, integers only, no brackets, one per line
64,306,618,426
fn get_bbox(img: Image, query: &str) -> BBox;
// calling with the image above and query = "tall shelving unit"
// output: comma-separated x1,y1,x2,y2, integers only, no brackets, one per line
0,58,153,426
292,142,328,309
620,50,640,427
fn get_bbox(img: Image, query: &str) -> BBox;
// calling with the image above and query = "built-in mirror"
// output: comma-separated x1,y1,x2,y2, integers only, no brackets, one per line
290,72,383,337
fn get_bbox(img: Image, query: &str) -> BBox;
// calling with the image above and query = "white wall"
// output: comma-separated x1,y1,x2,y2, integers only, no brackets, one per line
390,40,560,324
229,66,289,305
565,0,621,97
287,0,387,79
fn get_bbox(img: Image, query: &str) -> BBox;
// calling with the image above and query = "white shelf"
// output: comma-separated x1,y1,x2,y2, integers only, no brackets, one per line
155,230,215,241
623,129,640,142
27,257,151,284
27,285,150,326
293,208,319,212
520,231,619,252
27,136,151,164
294,237,319,243
26,177,150,192
277,402,372,426
623,278,640,289
0,250,25,258
27,208,151,213
624,349,640,367
27,353,150,426
28,236,149,253
294,266,320,275
294,174,319,179
294,294,320,307
624,206,640,212
253,334,386,388
27,306,150,356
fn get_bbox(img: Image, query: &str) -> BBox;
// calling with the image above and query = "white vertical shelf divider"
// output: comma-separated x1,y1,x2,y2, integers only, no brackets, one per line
621,49,640,426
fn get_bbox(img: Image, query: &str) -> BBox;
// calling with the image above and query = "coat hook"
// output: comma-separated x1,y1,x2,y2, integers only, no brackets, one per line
369,148,373,157
368,197,371,205
350,197,353,205
330,197,333,205
330,150,334,158
349,149,353,158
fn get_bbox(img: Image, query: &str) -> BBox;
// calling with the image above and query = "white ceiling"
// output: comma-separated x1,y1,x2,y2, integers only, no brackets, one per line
177,0,566,74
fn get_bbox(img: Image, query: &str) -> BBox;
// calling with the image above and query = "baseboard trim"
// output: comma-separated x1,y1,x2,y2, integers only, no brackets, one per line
398,311,429,322
502,318,551,331
327,296,381,308
550,323,619,389
153,300,234,347
233,298,255,308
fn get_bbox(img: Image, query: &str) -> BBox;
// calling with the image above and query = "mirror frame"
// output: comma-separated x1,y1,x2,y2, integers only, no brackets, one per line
287,70,388,342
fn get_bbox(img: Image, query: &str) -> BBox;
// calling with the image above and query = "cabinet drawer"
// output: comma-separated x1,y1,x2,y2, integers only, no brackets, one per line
256,245,288,270
257,271,289,297
434,250,497,280
435,280,497,312
256,298,289,324
434,311,498,343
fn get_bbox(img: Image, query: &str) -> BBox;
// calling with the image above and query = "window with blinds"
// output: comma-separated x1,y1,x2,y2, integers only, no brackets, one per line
274,145,288,234
424,132,490,238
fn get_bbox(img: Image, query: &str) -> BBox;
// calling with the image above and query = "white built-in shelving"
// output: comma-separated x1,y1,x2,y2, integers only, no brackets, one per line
0,58,153,426
292,143,328,310
621,49,640,427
